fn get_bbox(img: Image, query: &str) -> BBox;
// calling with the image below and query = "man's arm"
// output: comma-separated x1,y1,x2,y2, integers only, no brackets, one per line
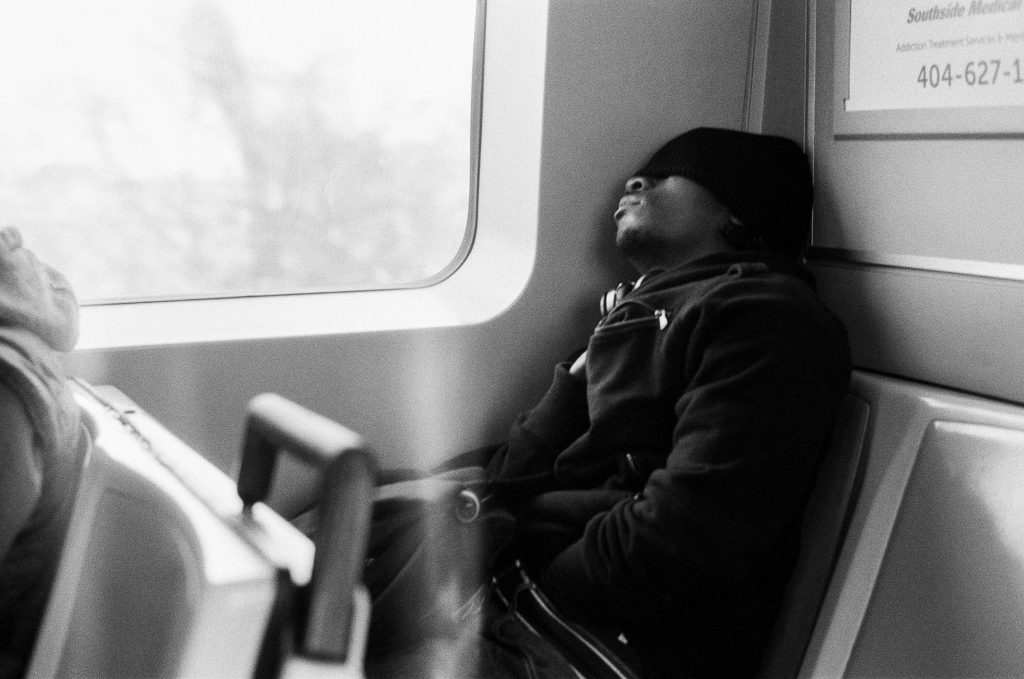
0,381,43,563
486,358,590,496
541,285,851,623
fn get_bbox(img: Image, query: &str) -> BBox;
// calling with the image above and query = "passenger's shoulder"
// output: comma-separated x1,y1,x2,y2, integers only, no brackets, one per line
698,268,848,343
0,380,37,466
0,330,80,451
0,379,32,421
702,264,822,310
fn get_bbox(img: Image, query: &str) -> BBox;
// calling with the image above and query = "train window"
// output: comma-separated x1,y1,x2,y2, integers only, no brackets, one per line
0,0,480,304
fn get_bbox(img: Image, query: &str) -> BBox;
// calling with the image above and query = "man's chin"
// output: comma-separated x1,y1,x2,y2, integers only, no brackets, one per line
615,228,653,257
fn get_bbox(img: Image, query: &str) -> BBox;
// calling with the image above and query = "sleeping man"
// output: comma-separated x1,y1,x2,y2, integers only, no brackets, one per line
360,127,852,679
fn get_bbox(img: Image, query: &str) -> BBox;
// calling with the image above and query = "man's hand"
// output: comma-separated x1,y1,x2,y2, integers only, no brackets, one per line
569,351,587,381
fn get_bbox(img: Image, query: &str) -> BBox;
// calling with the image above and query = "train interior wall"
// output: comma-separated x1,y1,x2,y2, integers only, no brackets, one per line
808,0,1024,406
66,0,783,489
44,1,1024,676
65,0,1024,523
61,0,1024,553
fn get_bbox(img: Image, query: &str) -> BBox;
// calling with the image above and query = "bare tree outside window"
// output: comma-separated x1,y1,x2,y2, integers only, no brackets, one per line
0,0,477,303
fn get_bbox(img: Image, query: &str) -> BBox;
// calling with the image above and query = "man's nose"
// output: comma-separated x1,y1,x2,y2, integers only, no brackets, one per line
625,176,651,193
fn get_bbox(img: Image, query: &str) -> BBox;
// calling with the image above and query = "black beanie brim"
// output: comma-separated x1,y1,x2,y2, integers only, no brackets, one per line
635,127,813,256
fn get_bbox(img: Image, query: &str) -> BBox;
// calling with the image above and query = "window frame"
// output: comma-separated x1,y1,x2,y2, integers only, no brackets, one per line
74,0,547,349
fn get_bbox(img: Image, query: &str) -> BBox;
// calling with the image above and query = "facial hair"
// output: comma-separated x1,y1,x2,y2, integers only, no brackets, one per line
615,222,666,265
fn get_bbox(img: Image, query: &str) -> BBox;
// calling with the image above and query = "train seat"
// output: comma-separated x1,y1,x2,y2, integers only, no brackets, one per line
26,381,286,678
757,389,871,678
27,382,372,679
796,370,1024,678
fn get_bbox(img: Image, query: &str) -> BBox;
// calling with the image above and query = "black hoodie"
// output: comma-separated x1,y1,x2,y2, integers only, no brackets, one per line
487,251,851,678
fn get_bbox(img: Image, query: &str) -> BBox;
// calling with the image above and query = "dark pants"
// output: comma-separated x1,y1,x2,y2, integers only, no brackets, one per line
362,468,514,657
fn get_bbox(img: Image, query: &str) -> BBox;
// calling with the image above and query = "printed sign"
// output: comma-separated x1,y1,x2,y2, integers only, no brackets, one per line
846,1,1024,111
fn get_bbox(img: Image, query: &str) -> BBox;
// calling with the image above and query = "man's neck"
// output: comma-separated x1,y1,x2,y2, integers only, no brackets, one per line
628,245,731,276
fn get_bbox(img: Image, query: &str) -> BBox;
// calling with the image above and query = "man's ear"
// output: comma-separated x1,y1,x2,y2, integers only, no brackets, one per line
720,216,767,252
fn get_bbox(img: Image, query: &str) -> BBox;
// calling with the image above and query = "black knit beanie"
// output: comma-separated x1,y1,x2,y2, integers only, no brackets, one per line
635,127,813,257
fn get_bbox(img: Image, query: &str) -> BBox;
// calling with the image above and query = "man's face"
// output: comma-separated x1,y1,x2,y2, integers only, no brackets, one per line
613,175,729,268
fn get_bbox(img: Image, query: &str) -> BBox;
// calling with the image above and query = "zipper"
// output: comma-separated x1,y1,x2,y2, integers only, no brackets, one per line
597,300,670,331
521,579,637,679
493,564,639,679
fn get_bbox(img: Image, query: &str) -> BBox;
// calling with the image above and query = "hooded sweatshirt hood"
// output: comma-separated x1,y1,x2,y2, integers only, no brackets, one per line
0,227,79,352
